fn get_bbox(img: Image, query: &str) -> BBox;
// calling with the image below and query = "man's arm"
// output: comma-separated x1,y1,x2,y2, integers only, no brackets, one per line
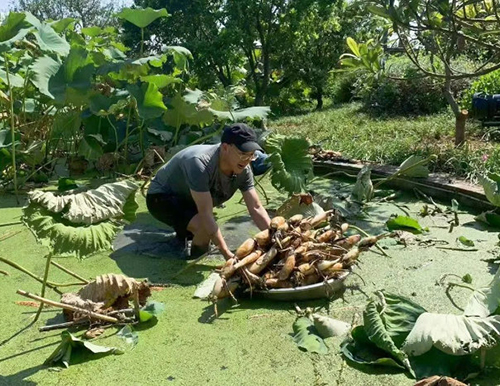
242,188,271,231
189,190,233,260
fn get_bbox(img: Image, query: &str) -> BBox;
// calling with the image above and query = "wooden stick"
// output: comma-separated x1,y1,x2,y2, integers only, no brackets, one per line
50,261,89,284
16,290,119,323
0,257,62,295
39,320,90,332
0,230,22,242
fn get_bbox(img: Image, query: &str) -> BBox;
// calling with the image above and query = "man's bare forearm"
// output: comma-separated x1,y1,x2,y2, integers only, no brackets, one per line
199,213,232,259
250,205,271,231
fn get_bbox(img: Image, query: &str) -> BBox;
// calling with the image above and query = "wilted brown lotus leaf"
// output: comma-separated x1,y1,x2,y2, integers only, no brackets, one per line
414,376,467,386
61,274,151,320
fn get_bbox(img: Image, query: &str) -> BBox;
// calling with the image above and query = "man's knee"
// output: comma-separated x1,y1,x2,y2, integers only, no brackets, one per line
187,214,211,242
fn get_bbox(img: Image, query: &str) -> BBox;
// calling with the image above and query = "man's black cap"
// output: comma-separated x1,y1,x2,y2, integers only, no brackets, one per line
221,123,263,153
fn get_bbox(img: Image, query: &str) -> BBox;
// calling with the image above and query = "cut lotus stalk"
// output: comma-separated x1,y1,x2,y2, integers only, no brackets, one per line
325,262,344,275
357,234,387,250
270,216,286,230
295,241,314,256
278,254,296,280
248,246,279,274
280,235,293,249
233,250,262,270
235,238,256,258
340,223,349,234
302,249,326,262
254,229,271,247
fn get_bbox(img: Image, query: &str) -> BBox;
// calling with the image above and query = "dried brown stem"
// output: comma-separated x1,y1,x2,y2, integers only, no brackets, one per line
16,290,119,323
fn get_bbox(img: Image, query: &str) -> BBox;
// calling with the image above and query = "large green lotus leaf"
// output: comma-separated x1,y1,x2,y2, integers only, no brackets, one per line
48,47,94,104
402,313,500,356
464,268,500,318
292,317,328,354
22,205,119,258
49,18,76,33
398,155,429,178
363,292,426,373
128,82,167,120
265,134,312,194
24,13,70,56
164,45,192,71
209,106,270,122
479,173,500,207
117,7,170,29
132,55,167,68
27,180,138,225
0,69,24,88
140,74,181,89
45,331,121,368
30,55,61,98
163,92,214,128
77,135,104,161
183,88,203,104
341,326,406,370
0,12,31,52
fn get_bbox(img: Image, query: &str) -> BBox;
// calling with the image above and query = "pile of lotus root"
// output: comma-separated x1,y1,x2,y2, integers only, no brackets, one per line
210,211,385,302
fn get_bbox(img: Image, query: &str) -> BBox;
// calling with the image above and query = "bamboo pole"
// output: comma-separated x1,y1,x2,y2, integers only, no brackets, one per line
50,261,89,284
16,290,119,323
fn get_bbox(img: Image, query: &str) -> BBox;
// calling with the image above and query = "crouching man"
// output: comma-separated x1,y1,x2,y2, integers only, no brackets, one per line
146,123,271,259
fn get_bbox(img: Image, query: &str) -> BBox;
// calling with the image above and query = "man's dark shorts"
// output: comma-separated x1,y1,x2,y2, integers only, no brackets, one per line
146,193,198,241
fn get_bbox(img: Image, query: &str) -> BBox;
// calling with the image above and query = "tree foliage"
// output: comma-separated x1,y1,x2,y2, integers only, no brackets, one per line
12,0,125,27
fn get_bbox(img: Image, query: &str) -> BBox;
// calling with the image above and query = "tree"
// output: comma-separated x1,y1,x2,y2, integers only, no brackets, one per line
12,0,125,27
345,0,500,146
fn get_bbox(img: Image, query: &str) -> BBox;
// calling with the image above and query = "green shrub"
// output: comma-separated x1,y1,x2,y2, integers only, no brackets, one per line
328,72,359,103
461,69,500,111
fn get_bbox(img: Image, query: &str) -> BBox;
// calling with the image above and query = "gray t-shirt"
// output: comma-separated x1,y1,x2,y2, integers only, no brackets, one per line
148,144,254,207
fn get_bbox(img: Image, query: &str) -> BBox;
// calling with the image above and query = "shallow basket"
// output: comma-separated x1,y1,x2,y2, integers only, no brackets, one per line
254,271,350,301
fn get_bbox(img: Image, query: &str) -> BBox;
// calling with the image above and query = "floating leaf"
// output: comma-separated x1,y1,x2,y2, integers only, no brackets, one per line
475,211,500,228
292,317,328,354
312,314,351,338
457,236,474,247
44,331,122,368
386,215,425,234
117,325,138,347
398,155,429,178
27,180,138,225
401,313,500,356
479,173,500,207
464,268,500,318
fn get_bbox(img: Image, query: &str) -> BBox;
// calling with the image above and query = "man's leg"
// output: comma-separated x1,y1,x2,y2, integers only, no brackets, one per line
186,214,211,258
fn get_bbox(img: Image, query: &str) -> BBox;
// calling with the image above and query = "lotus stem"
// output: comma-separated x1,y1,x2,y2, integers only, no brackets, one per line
34,253,53,322
39,319,90,332
17,290,119,324
0,269,9,276
4,53,18,203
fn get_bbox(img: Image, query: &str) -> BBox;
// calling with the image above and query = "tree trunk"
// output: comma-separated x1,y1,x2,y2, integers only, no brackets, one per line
315,88,324,110
455,110,468,147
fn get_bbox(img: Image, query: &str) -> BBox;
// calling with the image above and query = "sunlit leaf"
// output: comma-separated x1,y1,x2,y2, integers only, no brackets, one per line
128,82,167,120
398,155,429,178
117,7,170,29
386,215,425,234
292,317,328,354
457,236,474,247
163,92,214,129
